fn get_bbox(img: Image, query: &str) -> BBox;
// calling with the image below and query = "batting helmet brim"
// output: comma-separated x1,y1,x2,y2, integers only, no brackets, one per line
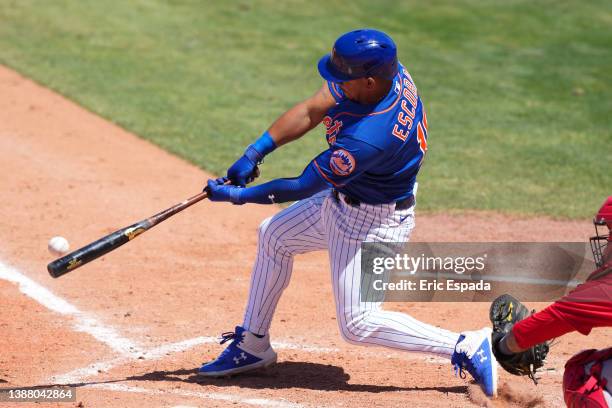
318,54,353,83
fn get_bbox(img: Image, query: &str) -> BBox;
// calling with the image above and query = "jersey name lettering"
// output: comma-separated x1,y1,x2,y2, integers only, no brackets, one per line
391,69,419,142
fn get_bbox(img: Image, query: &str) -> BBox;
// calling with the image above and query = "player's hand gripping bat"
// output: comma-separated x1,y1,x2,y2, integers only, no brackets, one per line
48,188,215,278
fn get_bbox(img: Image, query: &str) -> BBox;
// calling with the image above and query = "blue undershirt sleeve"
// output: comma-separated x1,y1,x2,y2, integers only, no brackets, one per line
236,162,330,204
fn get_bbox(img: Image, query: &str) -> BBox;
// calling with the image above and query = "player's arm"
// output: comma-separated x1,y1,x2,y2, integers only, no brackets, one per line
267,83,338,147
207,137,383,204
226,84,337,187
208,163,329,204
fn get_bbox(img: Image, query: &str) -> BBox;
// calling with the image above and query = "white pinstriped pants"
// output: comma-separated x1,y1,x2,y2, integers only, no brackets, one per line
243,189,458,358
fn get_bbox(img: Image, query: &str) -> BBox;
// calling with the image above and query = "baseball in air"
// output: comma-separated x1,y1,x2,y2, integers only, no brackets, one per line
48,236,70,256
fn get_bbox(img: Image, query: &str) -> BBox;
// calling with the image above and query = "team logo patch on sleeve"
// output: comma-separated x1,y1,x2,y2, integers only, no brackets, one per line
330,149,356,176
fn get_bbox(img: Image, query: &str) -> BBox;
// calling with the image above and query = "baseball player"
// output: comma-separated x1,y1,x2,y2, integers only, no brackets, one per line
201,29,497,397
491,196,612,406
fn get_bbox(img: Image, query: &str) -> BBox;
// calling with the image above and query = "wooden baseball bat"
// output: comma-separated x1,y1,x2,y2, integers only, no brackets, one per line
47,190,210,278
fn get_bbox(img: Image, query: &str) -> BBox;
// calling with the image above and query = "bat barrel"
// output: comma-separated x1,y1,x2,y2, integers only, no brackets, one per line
47,221,149,278
46,190,207,278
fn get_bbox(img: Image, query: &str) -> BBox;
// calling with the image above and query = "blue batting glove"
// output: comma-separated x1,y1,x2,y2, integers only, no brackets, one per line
227,131,276,187
227,147,260,187
205,177,244,204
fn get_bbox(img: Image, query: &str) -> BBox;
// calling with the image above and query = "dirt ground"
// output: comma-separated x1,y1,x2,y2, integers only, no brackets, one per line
0,65,608,408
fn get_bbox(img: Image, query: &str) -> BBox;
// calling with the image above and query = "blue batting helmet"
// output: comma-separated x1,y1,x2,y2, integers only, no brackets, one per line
318,29,398,83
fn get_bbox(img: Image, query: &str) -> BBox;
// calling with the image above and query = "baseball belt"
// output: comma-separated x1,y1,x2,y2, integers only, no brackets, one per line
332,190,414,210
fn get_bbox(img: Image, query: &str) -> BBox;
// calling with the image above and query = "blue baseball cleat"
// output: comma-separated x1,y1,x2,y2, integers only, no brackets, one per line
198,326,277,377
451,327,498,397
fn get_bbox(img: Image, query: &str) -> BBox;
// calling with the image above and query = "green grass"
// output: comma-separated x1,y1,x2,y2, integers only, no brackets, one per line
0,0,610,218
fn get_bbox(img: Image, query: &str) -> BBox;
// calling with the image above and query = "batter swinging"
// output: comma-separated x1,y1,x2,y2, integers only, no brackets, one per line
202,29,497,397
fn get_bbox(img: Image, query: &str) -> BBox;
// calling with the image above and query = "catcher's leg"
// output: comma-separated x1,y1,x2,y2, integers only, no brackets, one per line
563,348,612,407
325,198,459,358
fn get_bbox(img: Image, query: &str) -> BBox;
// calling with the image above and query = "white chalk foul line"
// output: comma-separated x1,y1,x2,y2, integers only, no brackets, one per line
53,336,221,384
87,383,305,408
0,259,143,357
52,356,126,385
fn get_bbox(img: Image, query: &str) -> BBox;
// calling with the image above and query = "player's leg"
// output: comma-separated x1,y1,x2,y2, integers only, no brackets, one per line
325,197,497,395
243,189,330,335
326,199,458,357
199,190,330,376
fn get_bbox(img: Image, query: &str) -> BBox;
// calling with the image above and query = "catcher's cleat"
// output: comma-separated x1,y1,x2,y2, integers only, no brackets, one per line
198,326,277,377
452,327,498,397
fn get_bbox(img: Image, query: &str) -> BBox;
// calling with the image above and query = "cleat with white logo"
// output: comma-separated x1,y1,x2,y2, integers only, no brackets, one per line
451,327,498,397
198,326,277,377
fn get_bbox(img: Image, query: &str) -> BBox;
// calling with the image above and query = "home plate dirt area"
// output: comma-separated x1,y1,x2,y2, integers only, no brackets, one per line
0,65,606,407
